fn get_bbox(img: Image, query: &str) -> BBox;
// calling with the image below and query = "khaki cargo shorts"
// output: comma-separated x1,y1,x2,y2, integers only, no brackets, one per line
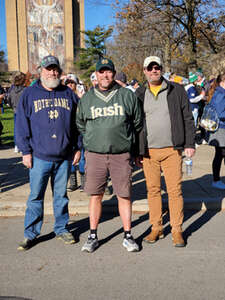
84,151,133,198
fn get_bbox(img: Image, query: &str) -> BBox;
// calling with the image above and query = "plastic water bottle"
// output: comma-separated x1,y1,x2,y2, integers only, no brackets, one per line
185,157,192,176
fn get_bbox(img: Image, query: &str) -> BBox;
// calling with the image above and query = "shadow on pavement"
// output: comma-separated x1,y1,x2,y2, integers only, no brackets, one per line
0,156,29,192
182,210,220,243
0,297,32,300
68,211,121,245
129,170,224,247
7,162,224,250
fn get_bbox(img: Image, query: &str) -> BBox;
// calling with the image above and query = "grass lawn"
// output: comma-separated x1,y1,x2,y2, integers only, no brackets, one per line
0,105,14,145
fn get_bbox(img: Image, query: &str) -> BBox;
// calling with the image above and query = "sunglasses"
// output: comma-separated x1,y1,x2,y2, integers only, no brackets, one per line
66,80,76,84
147,65,161,71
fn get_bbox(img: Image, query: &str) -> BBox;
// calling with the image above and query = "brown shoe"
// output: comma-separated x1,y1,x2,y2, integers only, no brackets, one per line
172,232,185,247
144,229,164,244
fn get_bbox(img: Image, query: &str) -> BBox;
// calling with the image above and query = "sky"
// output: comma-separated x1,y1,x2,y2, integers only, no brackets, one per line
0,0,116,60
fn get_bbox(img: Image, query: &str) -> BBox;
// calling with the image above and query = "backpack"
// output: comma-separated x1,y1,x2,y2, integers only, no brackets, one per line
199,104,219,132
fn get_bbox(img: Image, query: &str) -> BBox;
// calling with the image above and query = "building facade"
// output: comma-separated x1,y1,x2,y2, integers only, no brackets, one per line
5,0,85,73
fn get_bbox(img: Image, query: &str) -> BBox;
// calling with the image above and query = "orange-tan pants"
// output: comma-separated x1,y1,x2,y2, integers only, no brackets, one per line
143,147,183,233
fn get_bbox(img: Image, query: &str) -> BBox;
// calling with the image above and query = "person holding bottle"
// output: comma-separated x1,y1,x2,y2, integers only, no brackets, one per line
135,56,196,247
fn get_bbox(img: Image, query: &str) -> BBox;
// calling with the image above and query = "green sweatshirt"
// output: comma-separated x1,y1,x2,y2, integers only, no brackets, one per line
76,83,143,154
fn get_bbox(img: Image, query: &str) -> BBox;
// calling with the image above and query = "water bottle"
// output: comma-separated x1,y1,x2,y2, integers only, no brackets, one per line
185,157,192,176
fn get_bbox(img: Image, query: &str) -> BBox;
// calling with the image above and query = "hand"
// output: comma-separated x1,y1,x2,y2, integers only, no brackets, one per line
184,148,195,158
77,91,84,98
201,90,206,96
134,156,143,168
72,150,81,165
23,154,32,169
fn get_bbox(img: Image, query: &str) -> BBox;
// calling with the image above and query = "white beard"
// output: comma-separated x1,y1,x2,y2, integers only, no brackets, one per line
41,76,60,89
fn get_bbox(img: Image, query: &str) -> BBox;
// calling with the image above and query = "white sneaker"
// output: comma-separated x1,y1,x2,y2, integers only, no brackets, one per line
123,234,139,252
212,180,225,190
202,139,208,145
81,235,99,253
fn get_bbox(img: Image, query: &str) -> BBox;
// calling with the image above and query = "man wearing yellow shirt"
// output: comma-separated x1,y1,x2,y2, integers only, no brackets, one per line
135,56,196,247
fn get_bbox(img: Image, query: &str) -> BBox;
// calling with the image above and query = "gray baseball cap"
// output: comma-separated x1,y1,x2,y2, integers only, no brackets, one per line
41,55,60,68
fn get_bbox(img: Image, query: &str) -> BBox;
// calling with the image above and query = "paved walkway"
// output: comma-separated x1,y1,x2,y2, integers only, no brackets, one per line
0,145,225,216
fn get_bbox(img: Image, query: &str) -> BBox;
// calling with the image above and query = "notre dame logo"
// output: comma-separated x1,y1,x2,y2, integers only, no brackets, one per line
48,110,59,120
101,59,108,64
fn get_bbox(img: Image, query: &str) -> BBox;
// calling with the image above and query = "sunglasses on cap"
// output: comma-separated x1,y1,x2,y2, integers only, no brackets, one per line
147,65,161,71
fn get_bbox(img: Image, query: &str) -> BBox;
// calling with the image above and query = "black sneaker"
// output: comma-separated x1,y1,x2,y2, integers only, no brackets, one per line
81,235,99,253
17,238,36,251
67,184,79,192
56,232,76,244
79,173,85,192
67,173,78,192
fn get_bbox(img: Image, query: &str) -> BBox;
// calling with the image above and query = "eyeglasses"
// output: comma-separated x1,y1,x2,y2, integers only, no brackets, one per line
147,65,161,72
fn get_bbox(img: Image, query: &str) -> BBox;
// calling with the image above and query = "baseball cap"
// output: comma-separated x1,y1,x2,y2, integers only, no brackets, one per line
143,56,162,68
41,55,60,68
96,58,115,72
65,74,79,84
189,72,198,83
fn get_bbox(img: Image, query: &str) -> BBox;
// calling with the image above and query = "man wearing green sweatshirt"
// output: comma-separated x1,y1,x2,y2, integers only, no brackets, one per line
76,57,143,253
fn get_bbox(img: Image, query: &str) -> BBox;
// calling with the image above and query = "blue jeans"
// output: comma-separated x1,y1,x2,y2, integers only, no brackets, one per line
192,108,199,127
24,157,71,239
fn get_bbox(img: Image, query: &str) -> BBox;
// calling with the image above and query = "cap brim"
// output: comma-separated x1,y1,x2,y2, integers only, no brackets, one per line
96,66,114,72
42,63,60,68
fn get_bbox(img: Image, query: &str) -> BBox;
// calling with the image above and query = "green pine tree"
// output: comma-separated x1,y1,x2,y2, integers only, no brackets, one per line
75,26,113,84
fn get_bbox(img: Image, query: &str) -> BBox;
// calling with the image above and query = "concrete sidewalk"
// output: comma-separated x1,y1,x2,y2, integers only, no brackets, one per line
0,144,225,216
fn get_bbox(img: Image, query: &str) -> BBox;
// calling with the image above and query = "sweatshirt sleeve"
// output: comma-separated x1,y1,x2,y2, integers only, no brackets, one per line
76,98,86,136
187,86,203,103
210,91,225,120
131,93,143,133
129,91,143,157
15,91,32,155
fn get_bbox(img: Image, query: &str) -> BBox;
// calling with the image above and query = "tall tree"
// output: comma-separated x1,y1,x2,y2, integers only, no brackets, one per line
75,26,113,83
110,0,225,73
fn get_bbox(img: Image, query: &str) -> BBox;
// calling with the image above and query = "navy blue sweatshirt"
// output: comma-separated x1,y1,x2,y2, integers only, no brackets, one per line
16,80,79,162
210,86,225,129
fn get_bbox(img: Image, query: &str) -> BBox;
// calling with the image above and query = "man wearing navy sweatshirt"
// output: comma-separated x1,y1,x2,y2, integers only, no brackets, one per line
16,55,80,250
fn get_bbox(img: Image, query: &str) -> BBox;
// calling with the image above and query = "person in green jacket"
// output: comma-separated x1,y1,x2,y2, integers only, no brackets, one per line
76,57,143,253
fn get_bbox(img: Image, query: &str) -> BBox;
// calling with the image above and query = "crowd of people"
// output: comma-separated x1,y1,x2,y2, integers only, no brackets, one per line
0,54,224,252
